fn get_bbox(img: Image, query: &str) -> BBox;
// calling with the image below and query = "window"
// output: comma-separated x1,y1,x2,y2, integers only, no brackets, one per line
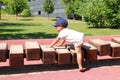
38,11,41,15
28,0,31,2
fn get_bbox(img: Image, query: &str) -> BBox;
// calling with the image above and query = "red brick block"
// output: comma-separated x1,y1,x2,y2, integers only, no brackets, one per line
112,37,120,44
25,41,40,61
109,41,120,57
69,49,77,64
9,45,24,66
55,49,71,65
40,45,56,64
89,39,111,56
0,42,7,62
54,46,66,49
82,43,97,61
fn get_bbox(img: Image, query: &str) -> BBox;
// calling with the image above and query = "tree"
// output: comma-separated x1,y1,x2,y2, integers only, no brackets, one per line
61,0,75,19
74,0,120,28
104,0,120,28
43,0,54,19
3,0,29,19
61,0,82,20
0,0,4,20
62,0,120,28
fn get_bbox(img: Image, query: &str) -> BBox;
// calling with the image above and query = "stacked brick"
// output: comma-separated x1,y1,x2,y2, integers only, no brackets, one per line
25,41,40,61
112,37,120,44
55,48,71,65
82,43,97,61
1,37,120,67
40,45,56,64
9,45,24,66
109,41,120,57
0,42,8,62
69,49,77,64
89,39,111,56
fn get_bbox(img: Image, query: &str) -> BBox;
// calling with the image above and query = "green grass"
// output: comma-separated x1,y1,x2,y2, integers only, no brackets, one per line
0,14,120,40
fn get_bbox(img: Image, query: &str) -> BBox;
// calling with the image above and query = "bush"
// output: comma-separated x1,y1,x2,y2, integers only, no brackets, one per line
21,9,31,17
74,0,120,29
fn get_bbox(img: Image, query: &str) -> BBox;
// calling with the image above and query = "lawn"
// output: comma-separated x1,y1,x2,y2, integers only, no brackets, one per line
0,14,120,40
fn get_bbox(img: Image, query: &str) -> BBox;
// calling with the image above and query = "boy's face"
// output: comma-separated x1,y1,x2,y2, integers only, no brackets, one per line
56,25,64,32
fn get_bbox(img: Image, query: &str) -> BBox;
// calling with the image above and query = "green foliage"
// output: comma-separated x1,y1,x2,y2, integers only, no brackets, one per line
43,0,54,18
2,0,29,18
61,0,77,19
104,0,120,28
62,0,120,29
21,9,31,17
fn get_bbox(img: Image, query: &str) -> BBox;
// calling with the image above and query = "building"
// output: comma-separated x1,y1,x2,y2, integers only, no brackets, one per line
28,0,67,18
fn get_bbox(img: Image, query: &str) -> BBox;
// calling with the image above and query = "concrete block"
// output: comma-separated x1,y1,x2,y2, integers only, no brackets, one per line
55,49,71,65
25,41,40,61
9,45,24,66
40,45,56,64
112,37,120,44
0,42,8,62
69,49,77,64
109,41,120,57
82,43,97,61
89,39,111,56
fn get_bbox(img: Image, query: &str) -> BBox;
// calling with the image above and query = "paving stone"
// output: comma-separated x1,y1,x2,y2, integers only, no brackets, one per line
25,41,40,61
0,42,8,62
89,39,111,56
40,45,56,64
9,45,24,66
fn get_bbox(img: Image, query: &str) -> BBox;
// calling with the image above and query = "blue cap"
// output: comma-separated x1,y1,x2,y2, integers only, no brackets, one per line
52,18,68,28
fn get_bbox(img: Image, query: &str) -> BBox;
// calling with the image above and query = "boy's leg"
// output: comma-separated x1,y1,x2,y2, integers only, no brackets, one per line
75,44,84,71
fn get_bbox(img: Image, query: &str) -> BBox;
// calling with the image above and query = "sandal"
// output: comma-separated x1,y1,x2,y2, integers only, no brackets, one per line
79,68,86,72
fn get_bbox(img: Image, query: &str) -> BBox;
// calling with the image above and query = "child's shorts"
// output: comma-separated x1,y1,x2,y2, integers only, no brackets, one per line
73,35,85,47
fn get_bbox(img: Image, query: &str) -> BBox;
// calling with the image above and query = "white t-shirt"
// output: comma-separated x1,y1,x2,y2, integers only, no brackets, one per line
57,28,84,46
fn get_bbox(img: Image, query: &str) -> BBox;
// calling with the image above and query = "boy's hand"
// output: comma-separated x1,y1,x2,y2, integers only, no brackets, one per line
55,44,62,47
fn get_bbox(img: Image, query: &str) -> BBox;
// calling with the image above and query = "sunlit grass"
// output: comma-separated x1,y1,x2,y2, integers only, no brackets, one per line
0,14,120,40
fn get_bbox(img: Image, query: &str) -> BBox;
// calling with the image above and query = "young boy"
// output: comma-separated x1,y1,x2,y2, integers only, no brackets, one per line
49,18,85,72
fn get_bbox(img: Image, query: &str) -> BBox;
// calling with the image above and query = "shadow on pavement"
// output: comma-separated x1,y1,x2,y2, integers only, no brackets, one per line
0,58,120,75
0,64,78,75
84,58,120,69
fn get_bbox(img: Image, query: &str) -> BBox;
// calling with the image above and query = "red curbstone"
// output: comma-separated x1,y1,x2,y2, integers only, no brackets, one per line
82,42,97,61
9,45,24,66
89,39,111,56
25,41,40,61
40,45,56,64
55,48,71,65
109,41,120,57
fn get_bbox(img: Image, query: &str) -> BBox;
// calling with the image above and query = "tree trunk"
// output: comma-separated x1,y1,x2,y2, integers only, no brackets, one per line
16,13,18,20
48,13,49,19
0,7,1,20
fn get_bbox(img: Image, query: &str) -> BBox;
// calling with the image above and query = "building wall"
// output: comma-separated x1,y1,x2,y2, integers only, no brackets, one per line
28,0,67,18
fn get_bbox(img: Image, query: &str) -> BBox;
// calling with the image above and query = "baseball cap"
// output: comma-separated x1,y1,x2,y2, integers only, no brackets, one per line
52,18,68,28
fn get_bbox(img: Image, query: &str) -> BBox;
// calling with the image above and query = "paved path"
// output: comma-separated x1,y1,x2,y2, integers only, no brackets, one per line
0,35,120,80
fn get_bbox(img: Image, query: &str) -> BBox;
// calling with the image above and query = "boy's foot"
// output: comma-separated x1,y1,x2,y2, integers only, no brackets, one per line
79,68,86,72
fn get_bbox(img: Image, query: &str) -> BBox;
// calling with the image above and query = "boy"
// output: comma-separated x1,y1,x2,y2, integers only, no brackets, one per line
49,18,85,72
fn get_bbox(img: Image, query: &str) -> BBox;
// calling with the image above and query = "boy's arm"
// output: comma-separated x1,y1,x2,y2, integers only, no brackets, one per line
58,39,65,46
49,38,60,47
